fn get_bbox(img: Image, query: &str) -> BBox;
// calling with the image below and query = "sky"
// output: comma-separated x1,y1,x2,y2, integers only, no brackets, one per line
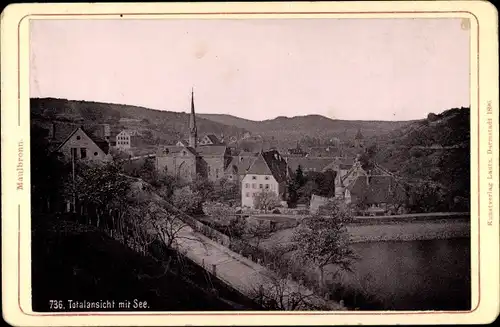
30,18,470,121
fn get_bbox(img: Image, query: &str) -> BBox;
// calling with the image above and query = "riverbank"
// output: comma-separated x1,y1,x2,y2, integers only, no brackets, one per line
348,218,470,243
260,218,470,247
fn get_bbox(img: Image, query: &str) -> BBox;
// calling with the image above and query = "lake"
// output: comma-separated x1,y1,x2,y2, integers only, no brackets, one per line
324,238,471,310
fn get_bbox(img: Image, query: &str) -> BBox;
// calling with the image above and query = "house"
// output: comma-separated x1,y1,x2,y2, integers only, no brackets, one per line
224,152,258,183
241,149,288,209
309,194,334,214
344,174,407,215
287,142,307,157
306,146,344,158
196,145,229,182
322,157,356,184
54,126,111,162
115,130,140,150
286,157,334,175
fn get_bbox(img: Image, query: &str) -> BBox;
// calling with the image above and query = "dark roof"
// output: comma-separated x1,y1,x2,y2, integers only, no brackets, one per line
87,133,110,154
347,175,405,204
321,158,355,172
224,155,257,175
158,146,197,156
287,158,333,173
307,146,343,158
196,145,227,156
204,134,223,145
246,150,287,183
355,129,364,140
55,127,109,154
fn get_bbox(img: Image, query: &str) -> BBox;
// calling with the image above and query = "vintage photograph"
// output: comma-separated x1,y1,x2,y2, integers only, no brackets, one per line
28,17,472,313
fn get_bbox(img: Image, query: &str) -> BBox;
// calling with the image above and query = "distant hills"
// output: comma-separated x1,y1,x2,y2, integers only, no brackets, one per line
199,113,414,143
31,97,417,146
30,98,250,145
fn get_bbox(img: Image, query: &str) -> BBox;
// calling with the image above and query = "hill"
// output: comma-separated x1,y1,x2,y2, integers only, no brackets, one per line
31,98,250,145
199,113,414,143
372,107,470,212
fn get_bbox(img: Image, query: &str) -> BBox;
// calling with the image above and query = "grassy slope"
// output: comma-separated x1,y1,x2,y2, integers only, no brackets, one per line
373,107,470,206
31,214,260,312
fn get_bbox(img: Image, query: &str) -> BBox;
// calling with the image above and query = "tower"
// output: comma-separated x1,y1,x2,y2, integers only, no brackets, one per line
189,88,197,148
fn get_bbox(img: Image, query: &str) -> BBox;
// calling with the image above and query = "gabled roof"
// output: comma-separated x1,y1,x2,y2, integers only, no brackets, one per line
204,134,223,145
347,175,406,204
55,127,109,154
88,133,110,154
224,155,257,175
246,150,287,183
196,145,227,156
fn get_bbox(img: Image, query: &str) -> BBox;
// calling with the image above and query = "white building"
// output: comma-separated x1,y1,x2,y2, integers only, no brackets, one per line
241,150,288,209
115,130,139,150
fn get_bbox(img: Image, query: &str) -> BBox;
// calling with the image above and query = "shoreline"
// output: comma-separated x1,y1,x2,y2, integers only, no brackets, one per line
347,219,470,243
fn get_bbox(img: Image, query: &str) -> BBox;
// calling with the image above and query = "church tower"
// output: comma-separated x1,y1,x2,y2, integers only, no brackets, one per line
189,88,198,148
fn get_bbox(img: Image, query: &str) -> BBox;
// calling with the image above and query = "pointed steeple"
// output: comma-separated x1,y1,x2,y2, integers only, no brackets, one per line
189,88,197,148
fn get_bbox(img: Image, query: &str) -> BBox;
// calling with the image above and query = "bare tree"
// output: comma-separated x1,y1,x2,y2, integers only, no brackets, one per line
145,202,204,250
253,189,280,213
244,222,272,248
250,273,328,310
291,199,358,289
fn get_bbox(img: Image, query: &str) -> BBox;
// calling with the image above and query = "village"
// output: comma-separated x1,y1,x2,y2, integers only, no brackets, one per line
42,90,409,220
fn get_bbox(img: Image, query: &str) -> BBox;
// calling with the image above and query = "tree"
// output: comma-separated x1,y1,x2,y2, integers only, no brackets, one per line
359,144,377,171
291,200,357,289
145,202,202,250
287,166,306,208
139,156,157,185
315,169,336,198
253,189,280,212
31,125,70,214
69,161,132,228
172,186,203,216
191,175,215,202
244,222,272,248
204,202,246,238
214,177,240,204
406,180,446,213
250,274,327,310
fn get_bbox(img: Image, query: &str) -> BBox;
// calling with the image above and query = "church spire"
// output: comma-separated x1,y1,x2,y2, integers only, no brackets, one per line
189,88,197,148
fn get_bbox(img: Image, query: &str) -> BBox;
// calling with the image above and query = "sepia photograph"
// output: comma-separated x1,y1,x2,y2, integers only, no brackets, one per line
1,1,498,326
28,16,472,312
